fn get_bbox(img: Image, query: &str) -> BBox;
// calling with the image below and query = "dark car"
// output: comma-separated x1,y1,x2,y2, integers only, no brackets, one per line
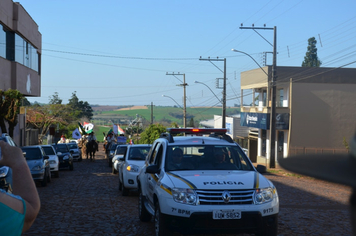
0,133,17,192
66,142,82,162
52,143,74,170
22,145,51,187
108,143,118,167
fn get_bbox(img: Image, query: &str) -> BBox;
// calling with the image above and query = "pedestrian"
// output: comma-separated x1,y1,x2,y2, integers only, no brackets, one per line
278,131,356,235
0,141,41,235
104,132,116,159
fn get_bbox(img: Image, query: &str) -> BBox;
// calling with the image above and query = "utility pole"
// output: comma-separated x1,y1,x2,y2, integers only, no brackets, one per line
240,25,277,168
199,57,226,128
150,102,153,125
166,72,188,128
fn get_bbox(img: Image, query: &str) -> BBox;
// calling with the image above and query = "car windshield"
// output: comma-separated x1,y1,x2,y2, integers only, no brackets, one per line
53,145,69,153
42,146,55,155
116,146,127,155
128,147,151,160
22,148,42,160
67,143,78,149
165,145,254,171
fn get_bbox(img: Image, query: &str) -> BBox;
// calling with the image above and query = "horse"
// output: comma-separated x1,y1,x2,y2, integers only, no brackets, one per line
86,140,98,161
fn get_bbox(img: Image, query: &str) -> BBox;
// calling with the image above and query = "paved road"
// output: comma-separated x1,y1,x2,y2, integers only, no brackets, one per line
23,150,353,236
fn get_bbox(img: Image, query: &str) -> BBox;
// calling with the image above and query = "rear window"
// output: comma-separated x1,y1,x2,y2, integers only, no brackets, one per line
67,143,78,149
116,146,127,155
52,144,69,153
22,148,42,160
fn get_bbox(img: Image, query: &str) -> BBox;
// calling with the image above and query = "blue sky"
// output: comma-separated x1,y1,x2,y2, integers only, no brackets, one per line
20,0,356,107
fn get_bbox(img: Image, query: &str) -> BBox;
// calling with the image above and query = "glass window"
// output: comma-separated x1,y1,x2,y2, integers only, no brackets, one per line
165,145,254,171
278,89,284,107
42,146,55,155
22,148,42,160
15,34,24,64
0,25,6,58
262,90,267,107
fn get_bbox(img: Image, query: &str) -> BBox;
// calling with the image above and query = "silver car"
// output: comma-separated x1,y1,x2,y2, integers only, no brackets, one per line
66,142,82,161
22,145,51,187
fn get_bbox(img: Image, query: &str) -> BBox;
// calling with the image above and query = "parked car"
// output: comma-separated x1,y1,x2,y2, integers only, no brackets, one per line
112,144,128,174
41,145,60,178
0,133,17,192
108,143,118,167
52,143,74,170
118,144,151,196
22,145,51,187
66,142,82,161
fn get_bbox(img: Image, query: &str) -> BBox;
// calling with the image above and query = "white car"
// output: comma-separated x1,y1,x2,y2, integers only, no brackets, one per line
41,145,60,178
137,128,279,236
118,144,152,196
112,145,128,174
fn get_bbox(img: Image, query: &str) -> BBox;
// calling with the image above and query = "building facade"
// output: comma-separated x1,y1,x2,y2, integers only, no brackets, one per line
240,66,356,165
0,0,42,146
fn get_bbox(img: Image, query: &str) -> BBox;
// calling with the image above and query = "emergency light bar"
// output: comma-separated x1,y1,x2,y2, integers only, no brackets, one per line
167,128,228,135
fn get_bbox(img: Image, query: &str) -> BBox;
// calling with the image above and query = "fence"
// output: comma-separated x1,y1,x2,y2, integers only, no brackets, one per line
289,147,349,156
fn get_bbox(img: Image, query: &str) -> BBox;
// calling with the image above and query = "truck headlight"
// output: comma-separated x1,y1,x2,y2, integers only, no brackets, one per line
172,188,197,205
126,164,140,172
254,187,276,204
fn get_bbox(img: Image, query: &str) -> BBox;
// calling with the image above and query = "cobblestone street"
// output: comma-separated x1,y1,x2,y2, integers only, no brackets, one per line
22,150,353,236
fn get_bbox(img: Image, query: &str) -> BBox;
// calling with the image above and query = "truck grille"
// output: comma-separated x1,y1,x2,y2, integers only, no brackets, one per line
196,189,255,205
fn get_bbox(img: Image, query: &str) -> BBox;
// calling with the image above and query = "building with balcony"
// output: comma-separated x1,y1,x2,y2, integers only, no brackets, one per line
240,66,356,165
0,0,42,146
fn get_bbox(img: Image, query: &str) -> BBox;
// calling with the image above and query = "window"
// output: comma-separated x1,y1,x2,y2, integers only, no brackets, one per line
262,90,267,107
278,89,284,107
0,25,6,58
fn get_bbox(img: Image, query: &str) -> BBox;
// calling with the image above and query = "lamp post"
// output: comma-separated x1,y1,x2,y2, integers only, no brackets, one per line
166,72,188,128
162,95,184,126
232,25,277,168
199,57,226,128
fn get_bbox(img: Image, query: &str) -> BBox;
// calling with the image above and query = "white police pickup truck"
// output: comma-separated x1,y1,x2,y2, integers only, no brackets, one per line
137,128,279,236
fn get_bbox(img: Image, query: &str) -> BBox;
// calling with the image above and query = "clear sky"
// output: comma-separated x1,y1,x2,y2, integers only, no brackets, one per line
19,0,356,107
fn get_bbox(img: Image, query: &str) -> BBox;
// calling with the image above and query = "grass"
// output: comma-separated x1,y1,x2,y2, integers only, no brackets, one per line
93,106,240,126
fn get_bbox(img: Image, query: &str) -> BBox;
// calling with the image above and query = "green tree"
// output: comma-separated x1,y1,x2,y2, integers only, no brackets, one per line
68,91,93,120
0,89,23,137
139,123,167,144
49,92,62,104
188,118,195,127
302,37,322,67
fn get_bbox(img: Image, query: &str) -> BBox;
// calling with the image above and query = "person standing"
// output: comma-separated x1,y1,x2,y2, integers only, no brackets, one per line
0,141,41,235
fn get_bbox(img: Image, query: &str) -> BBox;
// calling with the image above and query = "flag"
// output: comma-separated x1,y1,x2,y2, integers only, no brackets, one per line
113,124,118,135
72,128,82,139
78,122,86,135
130,139,134,145
118,125,125,134
83,123,94,133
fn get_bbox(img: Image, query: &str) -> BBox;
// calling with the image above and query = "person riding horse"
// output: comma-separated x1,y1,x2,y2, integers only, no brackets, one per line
104,132,116,159
86,132,98,161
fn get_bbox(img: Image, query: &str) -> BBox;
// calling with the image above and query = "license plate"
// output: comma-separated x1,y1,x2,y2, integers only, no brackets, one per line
213,210,241,219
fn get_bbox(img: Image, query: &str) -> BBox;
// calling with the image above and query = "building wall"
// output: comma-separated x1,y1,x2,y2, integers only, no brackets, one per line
290,82,356,151
0,0,42,146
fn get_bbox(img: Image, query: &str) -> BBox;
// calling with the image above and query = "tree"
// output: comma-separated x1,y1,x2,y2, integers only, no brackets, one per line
138,123,167,144
49,92,62,104
68,91,93,120
0,89,23,137
26,104,72,143
302,37,322,67
188,118,195,127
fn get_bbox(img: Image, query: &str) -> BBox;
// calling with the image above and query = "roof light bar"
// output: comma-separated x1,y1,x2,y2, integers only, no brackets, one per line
167,128,228,135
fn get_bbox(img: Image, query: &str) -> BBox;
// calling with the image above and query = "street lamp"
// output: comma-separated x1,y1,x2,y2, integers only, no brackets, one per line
162,95,184,126
194,81,222,104
231,49,268,76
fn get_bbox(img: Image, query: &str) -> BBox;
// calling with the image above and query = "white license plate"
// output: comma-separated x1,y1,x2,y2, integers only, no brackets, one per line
213,210,241,219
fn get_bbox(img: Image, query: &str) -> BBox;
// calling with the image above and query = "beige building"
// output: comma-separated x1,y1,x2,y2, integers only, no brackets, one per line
240,66,356,165
0,0,42,145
